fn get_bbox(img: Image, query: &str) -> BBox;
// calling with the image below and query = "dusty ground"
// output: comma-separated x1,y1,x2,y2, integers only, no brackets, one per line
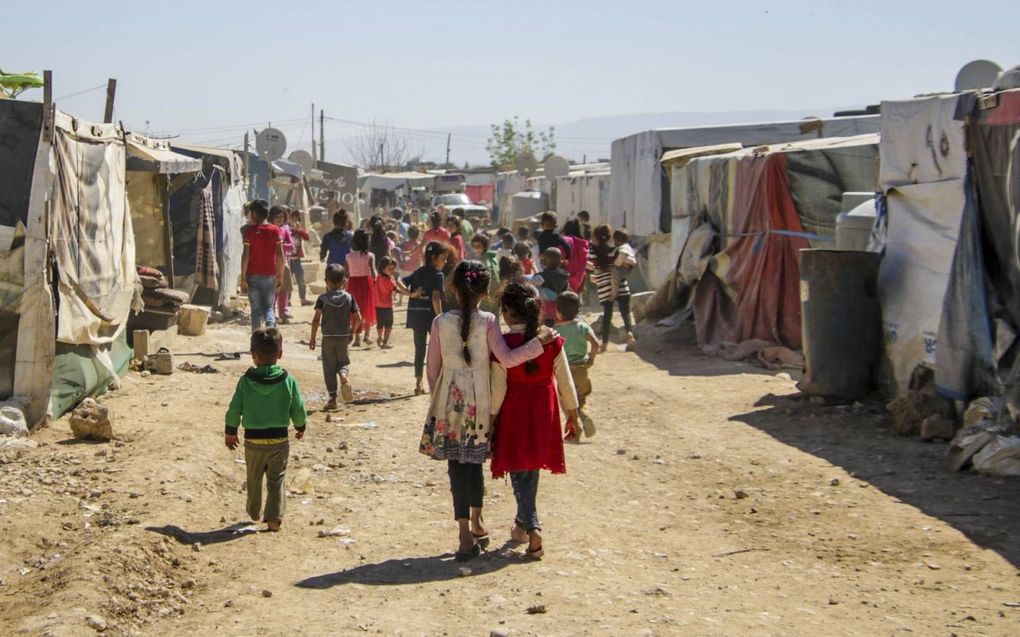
1,302,1019,637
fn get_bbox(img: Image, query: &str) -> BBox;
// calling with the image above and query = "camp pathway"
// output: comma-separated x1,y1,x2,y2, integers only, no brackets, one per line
1,303,1019,636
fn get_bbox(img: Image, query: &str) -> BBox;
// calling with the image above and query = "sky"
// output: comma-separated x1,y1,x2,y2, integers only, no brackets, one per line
4,0,1019,165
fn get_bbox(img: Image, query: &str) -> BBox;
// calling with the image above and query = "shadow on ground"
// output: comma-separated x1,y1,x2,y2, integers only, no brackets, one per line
146,523,259,546
295,547,520,588
731,392,1020,569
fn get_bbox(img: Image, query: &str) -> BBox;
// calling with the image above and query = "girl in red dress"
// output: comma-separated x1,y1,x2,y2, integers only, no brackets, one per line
490,282,579,560
346,230,377,346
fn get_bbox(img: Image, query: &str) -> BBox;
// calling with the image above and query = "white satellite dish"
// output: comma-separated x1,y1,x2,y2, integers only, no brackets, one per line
955,59,1003,92
288,150,315,174
543,154,570,179
515,151,538,177
256,127,287,161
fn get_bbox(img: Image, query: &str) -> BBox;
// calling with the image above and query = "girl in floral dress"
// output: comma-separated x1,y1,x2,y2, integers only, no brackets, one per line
491,282,579,560
419,260,551,561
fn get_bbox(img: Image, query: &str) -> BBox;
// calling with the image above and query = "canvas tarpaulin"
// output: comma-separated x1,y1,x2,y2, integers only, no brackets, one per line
554,172,611,226
875,95,968,395
50,111,138,347
610,115,881,239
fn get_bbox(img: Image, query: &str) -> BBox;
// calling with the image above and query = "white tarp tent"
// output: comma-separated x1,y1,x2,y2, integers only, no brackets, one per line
876,95,968,394
610,115,882,238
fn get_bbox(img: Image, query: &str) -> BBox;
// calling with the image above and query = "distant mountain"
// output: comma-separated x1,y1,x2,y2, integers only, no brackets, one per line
325,106,863,167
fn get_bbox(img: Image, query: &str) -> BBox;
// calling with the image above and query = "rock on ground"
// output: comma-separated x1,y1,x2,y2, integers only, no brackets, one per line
69,398,114,442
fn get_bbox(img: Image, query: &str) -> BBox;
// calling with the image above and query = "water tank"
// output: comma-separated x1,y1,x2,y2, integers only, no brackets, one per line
511,191,549,221
836,193,877,251
798,249,883,400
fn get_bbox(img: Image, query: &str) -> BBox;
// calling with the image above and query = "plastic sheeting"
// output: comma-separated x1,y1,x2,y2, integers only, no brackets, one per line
127,171,169,269
875,94,968,395
553,172,611,226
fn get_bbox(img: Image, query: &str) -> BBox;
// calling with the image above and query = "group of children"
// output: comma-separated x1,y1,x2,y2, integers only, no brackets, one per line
233,205,634,558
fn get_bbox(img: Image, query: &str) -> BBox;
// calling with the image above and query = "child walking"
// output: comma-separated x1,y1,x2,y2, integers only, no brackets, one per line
346,229,377,347
589,224,634,351
240,200,284,331
224,328,307,532
403,241,448,395
375,256,413,348
491,282,579,560
419,261,551,561
555,291,599,439
310,264,361,409
271,206,296,323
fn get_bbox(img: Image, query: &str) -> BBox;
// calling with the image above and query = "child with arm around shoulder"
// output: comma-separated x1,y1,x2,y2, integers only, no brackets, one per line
224,328,307,532
490,282,579,560
375,256,415,349
419,260,555,563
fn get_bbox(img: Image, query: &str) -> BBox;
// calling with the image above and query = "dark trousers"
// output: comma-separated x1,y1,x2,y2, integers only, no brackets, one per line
447,460,484,520
511,470,541,532
320,336,351,398
289,258,306,301
601,295,633,343
413,327,429,378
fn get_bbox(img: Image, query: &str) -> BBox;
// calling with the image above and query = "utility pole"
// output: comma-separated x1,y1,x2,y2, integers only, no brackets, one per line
319,109,325,162
445,133,451,167
243,132,250,199
379,142,384,171
103,78,117,124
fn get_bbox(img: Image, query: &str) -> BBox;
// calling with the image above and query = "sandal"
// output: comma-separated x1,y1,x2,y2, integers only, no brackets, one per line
525,544,544,560
455,543,481,562
341,383,355,403
472,531,490,549
510,525,529,545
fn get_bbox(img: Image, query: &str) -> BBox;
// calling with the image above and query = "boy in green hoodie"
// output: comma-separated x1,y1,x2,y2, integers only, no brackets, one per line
225,328,307,531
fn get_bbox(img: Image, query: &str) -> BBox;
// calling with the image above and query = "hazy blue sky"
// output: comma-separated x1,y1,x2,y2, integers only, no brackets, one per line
4,0,1018,163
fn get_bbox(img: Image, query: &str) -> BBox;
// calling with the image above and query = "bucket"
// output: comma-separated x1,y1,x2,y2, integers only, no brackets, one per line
178,304,210,337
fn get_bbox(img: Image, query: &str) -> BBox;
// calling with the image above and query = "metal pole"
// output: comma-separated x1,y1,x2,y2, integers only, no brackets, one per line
445,133,451,167
319,109,325,162
103,78,117,123
243,132,250,199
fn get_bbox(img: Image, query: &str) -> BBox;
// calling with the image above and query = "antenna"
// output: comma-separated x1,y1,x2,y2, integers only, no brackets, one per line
955,59,1002,92
255,127,287,161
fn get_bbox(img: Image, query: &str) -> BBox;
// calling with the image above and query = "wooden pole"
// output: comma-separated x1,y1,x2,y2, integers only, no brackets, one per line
243,131,250,199
42,70,53,142
319,109,325,162
103,79,117,124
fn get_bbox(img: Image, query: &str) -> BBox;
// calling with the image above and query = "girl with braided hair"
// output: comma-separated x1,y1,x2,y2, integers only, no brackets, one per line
419,260,554,562
490,281,579,560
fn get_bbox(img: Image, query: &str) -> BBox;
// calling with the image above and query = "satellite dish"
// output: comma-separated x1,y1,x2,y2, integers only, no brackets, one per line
543,155,570,178
256,127,287,161
288,150,315,174
955,60,1003,92
515,151,538,177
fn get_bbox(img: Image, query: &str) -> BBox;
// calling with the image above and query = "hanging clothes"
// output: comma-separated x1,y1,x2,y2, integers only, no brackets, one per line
194,182,219,289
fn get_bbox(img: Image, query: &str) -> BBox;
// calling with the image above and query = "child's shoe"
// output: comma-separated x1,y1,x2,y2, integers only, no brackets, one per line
341,382,355,403
325,398,338,411
625,332,637,351
580,411,596,438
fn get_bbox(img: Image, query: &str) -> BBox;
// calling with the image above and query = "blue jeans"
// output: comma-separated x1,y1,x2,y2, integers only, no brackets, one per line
247,275,277,330
511,470,541,532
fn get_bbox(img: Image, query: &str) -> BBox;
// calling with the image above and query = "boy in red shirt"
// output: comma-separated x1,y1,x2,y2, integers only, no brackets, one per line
240,200,285,330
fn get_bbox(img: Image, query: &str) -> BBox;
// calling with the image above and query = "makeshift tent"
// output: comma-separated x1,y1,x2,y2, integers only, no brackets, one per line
49,111,140,418
495,171,528,226
668,135,879,351
553,170,612,227
170,144,247,308
126,134,203,279
872,94,969,396
610,115,881,238
937,88,1020,410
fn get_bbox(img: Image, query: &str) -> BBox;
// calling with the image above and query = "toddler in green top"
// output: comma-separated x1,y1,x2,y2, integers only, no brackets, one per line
555,291,600,440
225,328,307,531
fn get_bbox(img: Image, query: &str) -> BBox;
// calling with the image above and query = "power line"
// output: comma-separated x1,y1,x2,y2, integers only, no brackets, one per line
55,83,107,102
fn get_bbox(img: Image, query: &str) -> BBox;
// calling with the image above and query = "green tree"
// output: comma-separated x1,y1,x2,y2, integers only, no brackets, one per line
485,117,556,169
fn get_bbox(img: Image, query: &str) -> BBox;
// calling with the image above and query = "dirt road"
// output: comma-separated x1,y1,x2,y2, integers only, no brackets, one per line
1,303,1019,636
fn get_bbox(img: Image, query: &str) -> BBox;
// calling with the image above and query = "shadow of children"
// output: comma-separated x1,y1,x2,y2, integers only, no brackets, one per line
146,522,259,546
295,547,521,589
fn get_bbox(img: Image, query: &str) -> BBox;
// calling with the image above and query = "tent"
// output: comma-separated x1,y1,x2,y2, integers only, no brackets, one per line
936,88,1020,410
611,116,881,289
553,170,612,227
666,135,879,352
869,95,969,396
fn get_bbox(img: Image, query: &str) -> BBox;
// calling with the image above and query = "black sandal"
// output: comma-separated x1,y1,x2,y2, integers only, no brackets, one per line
455,543,481,562
472,531,490,549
